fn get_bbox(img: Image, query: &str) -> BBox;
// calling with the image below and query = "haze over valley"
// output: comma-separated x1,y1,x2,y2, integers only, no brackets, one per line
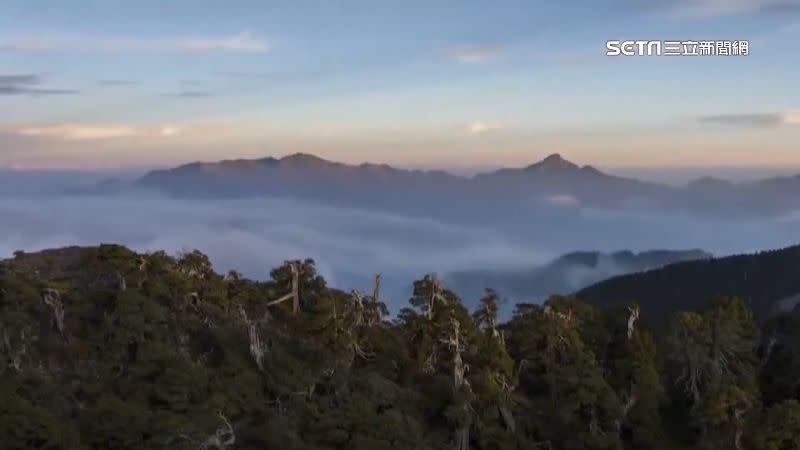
3,153,799,312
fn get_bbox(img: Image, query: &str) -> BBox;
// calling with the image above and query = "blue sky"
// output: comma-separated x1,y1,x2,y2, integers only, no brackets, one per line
1,0,799,170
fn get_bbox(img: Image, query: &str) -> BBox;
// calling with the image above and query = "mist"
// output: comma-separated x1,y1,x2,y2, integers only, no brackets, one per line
1,189,799,311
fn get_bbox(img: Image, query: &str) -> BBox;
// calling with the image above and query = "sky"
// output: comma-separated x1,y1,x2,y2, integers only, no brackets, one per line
1,0,799,171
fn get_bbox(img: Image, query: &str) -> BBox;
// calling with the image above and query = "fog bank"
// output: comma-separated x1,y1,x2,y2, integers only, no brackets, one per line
1,192,798,310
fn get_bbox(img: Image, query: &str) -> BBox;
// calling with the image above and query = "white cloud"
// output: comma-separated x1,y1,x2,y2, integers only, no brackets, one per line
698,109,800,127
782,110,800,125
0,31,270,53
545,194,581,208
6,122,233,141
444,45,501,63
158,126,182,137
176,31,268,52
15,124,140,140
668,0,800,17
466,121,501,135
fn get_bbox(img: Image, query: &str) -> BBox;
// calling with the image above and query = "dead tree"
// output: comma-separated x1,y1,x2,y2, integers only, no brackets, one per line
614,304,641,432
672,314,706,405
350,290,366,327
266,263,300,314
41,288,67,340
615,391,638,433
733,407,746,450
415,275,453,374
116,271,127,292
442,317,471,450
336,291,374,362
238,306,266,371
136,256,149,289
760,333,778,369
364,274,385,327
0,322,27,372
494,359,527,432
627,305,640,340
198,410,235,449
247,322,265,371
187,292,201,310
543,305,573,325
236,263,301,371
349,275,385,328
422,346,439,375
475,289,502,341
426,275,448,321
543,305,575,349
373,274,381,304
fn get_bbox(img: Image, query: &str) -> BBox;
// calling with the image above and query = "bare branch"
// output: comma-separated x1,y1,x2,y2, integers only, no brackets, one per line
266,263,300,314
116,271,127,292
41,288,67,340
627,305,640,340
0,322,27,372
425,275,448,321
372,273,381,303
198,410,235,449
238,306,267,371
760,333,778,369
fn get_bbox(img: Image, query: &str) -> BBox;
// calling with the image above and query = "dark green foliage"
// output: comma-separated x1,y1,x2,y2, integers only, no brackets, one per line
745,400,800,450
577,244,800,322
0,245,799,449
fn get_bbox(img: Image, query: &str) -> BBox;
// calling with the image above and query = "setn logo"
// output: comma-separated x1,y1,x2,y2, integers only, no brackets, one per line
606,40,749,56
606,40,662,56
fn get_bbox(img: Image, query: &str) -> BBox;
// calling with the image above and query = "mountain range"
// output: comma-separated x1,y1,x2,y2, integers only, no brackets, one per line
110,152,800,218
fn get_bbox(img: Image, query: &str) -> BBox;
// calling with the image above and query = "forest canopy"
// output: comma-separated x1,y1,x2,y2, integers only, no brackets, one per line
0,244,798,450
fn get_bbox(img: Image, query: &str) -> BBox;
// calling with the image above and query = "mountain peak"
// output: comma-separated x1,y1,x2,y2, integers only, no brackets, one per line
280,152,327,163
526,153,580,172
543,153,567,163
277,153,333,168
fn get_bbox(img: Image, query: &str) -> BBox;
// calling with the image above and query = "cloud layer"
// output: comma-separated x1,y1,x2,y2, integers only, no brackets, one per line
1,187,798,310
699,110,800,127
0,73,77,96
466,121,502,135
162,91,214,98
0,193,550,309
665,0,800,17
443,45,502,63
4,122,233,141
0,31,269,53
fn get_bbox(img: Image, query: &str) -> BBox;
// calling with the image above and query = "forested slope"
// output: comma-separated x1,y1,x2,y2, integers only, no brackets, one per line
576,244,800,322
1,245,799,449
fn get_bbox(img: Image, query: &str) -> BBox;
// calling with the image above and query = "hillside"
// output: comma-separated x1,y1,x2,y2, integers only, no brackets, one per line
447,249,711,302
2,244,800,449
576,244,800,321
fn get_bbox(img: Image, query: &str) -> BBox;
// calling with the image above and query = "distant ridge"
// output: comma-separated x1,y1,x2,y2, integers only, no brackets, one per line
133,152,667,210
446,248,712,303
576,243,800,322
83,151,800,217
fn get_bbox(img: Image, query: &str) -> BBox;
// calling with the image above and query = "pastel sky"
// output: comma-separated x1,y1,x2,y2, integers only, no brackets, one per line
1,0,799,170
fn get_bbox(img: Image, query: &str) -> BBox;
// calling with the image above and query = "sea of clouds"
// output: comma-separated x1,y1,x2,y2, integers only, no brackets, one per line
1,191,799,311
